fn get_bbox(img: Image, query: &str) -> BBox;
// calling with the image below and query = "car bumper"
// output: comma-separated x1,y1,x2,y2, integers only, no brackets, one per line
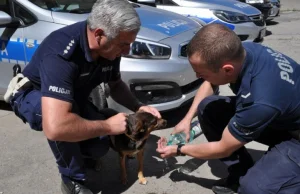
233,21,266,42
268,5,280,19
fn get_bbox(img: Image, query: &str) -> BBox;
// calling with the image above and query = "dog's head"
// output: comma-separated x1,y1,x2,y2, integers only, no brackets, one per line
126,111,167,141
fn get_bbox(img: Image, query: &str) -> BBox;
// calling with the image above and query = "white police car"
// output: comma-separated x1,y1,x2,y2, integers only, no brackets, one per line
0,0,203,113
135,0,266,42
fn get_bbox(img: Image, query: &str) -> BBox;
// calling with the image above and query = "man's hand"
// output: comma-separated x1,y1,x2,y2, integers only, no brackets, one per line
156,137,177,158
172,119,191,142
138,105,161,118
105,113,128,135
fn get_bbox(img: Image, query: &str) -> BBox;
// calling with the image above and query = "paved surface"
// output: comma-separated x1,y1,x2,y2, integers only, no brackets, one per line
281,0,300,11
1,2,300,194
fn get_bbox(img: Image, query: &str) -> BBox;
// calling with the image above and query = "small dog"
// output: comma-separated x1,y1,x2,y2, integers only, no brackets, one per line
110,111,167,185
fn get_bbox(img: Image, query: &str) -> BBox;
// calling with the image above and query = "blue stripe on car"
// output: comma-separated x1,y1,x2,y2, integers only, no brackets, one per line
189,16,235,30
0,38,39,64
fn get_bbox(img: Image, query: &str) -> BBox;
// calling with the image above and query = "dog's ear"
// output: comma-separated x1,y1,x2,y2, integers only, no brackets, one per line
126,114,136,135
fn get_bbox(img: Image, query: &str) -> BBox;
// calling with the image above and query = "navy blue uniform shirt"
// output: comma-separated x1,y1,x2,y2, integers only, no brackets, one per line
22,21,120,108
228,42,300,142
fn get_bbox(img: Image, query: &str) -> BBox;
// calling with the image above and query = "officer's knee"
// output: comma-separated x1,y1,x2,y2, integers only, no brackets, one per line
239,173,262,194
198,96,216,118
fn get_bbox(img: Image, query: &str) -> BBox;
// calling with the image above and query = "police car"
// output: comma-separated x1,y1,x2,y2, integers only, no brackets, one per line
134,0,266,42
0,0,203,112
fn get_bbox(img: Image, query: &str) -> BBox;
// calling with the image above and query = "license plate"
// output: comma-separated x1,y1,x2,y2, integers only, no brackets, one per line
260,28,266,39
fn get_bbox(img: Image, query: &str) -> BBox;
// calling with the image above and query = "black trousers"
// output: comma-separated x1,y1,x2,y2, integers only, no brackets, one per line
11,89,118,182
197,95,300,194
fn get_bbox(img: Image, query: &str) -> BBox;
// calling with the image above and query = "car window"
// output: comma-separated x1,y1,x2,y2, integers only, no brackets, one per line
14,3,36,26
0,0,9,14
0,1,36,26
159,0,178,5
29,0,97,13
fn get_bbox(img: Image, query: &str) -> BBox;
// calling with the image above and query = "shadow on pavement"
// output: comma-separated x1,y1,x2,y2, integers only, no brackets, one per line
266,20,279,26
266,30,273,37
0,101,12,111
166,148,266,190
87,134,182,194
208,148,266,179
169,170,216,190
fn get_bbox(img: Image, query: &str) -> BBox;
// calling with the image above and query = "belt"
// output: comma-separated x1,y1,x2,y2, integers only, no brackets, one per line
4,73,32,103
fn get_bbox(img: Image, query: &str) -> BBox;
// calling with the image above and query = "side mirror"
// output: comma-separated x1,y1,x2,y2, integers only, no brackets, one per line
0,11,12,25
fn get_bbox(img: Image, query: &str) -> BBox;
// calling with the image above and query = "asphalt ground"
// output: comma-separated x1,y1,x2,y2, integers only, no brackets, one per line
1,2,300,194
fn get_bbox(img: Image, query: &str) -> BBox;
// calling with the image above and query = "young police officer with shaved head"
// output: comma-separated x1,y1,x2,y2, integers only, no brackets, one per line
6,0,160,193
157,23,300,194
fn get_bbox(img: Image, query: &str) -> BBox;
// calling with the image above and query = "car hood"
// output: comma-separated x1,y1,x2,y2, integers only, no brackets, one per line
180,0,261,15
51,4,200,42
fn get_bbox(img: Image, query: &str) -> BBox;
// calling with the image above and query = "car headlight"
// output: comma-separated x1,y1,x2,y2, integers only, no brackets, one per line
212,10,251,23
123,40,171,59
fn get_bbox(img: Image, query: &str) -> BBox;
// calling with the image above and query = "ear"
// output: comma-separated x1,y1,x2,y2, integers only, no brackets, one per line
222,64,234,76
93,28,105,42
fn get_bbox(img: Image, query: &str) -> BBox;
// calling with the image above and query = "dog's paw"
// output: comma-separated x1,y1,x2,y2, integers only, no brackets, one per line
138,177,147,185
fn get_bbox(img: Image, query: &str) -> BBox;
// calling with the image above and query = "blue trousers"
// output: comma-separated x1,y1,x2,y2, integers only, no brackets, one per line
198,95,300,194
11,89,117,182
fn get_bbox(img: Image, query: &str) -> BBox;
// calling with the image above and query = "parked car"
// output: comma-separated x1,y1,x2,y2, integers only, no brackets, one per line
0,0,203,113
133,0,266,42
268,0,280,20
238,0,273,21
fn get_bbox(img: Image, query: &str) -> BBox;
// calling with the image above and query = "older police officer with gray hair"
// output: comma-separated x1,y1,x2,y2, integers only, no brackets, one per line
5,0,160,193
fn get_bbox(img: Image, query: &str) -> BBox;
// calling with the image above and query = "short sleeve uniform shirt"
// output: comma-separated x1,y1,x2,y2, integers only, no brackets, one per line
22,21,120,108
228,42,300,142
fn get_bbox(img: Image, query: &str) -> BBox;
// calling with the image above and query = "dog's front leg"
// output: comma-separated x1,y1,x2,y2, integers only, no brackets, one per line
120,154,127,185
137,149,147,185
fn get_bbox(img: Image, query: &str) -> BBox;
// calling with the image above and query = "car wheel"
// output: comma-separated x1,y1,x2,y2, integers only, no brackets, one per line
89,84,108,110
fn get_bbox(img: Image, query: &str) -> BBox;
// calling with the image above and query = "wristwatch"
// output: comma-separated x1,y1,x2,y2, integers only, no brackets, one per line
177,144,186,156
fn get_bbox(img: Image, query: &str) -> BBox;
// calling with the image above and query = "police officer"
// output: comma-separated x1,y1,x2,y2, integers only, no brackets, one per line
156,23,300,194
6,0,161,193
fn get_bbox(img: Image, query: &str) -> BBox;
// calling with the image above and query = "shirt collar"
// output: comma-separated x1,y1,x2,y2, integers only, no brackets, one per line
80,21,94,63
237,47,254,82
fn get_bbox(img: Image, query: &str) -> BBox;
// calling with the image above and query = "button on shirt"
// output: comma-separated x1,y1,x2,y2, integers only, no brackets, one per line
228,42,300,142
22,21,120,108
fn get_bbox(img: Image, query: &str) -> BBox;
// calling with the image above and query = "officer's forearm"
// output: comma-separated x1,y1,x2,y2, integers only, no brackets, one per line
42,97,112,142
43,112,111,142
109,79,142,112
179,142,231,160
183,81,215,121
179,127,245,159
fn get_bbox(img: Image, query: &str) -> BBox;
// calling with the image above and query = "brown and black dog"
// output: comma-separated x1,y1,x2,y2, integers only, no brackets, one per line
110,111,167,185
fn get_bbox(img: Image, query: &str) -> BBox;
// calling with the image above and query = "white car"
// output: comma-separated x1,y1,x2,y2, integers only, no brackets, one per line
135,0,266,42
0,0,203,113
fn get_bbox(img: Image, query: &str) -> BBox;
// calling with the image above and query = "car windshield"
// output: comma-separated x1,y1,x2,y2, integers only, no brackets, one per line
29,0,97,13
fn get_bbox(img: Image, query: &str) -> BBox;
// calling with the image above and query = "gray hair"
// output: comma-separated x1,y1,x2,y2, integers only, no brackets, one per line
87,0,141,40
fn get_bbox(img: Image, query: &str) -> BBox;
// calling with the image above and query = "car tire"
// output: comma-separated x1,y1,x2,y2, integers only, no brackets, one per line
89,84,108,110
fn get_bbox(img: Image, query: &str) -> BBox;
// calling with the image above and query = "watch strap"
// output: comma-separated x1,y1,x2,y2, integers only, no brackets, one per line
177,144,186,156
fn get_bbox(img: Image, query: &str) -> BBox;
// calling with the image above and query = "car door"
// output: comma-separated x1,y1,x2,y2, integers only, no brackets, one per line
0,0,27,99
